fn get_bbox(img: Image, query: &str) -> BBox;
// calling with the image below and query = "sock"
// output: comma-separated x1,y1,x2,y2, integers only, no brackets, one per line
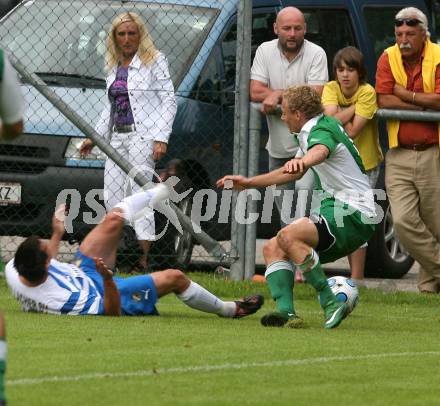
0,340,6,403
114,184,169,223
264,261,295,316
176,281,236,317
297,250,337,308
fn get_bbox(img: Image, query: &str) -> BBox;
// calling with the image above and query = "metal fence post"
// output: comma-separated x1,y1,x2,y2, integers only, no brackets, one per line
244,103,262,279
229,0,252,280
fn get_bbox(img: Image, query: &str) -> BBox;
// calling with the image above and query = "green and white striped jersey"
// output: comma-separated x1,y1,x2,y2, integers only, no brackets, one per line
294,114,377,218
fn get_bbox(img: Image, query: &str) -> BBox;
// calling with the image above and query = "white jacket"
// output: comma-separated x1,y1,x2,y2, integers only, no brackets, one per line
95,52,177,143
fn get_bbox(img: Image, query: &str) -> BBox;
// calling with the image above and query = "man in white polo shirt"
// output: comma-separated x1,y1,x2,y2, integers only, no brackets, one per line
250,6,328,229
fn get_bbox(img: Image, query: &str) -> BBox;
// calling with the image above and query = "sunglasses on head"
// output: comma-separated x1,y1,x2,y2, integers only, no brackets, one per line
394,18,422,27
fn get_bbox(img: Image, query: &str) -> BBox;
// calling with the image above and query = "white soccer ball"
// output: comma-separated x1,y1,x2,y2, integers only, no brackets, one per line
327,276,359,313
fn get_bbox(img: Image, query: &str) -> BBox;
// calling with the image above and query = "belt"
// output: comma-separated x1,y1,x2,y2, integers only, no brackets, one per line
113,124,136,133
400,143,436,151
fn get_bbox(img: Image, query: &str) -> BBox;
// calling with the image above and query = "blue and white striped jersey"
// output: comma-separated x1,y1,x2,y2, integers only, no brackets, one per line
5,258,104,315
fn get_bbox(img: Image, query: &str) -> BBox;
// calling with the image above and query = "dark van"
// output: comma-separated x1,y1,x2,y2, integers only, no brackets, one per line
0,0,20,18
0,0,434,277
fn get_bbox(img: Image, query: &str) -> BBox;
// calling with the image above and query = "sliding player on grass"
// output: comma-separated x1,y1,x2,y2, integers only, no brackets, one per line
217,85,377,329
5,184,263,318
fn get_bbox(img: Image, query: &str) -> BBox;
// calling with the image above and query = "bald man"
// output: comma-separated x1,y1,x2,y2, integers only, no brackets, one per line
250,7,328,282
250,7,328,231
251,7,327,111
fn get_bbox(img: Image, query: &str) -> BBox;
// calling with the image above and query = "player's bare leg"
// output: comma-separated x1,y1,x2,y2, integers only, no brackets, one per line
80,210,125,269
277,218,348,329
80,184,170,269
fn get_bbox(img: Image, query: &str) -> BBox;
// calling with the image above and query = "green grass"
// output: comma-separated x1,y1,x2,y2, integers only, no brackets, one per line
1,273,440,405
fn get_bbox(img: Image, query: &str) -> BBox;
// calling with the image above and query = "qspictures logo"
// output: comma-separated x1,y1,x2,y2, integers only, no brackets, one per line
54,170,386,239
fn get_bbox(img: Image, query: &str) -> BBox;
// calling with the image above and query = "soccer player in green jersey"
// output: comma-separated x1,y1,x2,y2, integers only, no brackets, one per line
217,85,378,329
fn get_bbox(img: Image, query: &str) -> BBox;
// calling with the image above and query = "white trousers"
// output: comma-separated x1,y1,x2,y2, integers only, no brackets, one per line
104,131,156,240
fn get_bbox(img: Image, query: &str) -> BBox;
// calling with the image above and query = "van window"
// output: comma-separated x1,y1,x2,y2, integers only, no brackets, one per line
191,7,356,103
190,51,222,104
363,7,402,61
222,12,277,90
191,12,276,104
251,12,277,59
302,8,355,77
221,21,238,94
0,0,218,88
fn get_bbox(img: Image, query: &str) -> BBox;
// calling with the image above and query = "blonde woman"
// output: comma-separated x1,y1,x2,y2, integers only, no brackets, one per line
81,12,177,272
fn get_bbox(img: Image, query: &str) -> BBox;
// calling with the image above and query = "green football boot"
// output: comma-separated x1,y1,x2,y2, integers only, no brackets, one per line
260,311,304,328
323,302,349,329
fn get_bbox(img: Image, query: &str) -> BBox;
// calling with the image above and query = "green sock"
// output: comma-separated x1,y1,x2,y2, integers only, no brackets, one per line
265,262,295,317
0,340,6,403
0,360,4,403
299,251,337,308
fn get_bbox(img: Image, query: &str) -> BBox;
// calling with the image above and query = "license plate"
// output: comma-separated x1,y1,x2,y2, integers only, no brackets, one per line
0,182,21,205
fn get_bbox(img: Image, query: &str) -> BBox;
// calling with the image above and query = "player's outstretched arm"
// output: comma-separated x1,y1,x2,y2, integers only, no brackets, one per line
46,205,67,261
94,258,121,316
284,145,330,176
79,138,94,157
1,120,23,141
216,175,249,190
217,167,298,190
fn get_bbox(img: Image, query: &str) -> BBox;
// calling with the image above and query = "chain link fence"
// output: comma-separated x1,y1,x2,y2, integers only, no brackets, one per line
0,0,257,274
2,0,430,281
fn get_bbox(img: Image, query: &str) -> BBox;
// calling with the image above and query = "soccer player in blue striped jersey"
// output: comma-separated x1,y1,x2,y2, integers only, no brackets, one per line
5,184,263,318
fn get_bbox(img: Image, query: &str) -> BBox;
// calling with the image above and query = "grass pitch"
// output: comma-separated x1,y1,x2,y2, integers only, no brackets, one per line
1,273,439,405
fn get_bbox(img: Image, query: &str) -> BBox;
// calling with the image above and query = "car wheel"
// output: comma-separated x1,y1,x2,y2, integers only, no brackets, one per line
172,196,194,268
115,225,144,273
149,195,194,271
364,199,414,279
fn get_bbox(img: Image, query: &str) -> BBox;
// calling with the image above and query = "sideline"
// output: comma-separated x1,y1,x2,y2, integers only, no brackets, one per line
8,351,440,386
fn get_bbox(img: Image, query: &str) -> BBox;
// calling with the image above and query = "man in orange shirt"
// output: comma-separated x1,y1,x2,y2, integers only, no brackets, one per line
376,7,440,293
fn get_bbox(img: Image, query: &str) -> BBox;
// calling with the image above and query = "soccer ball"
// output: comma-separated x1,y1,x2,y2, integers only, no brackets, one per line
327,276,359,313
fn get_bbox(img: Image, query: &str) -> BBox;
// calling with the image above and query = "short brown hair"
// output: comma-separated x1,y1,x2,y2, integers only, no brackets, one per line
14,236,47,283
333,46,366,84
283,86,323,119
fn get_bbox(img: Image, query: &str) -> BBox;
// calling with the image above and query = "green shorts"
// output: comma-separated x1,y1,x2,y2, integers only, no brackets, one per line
311,198,376,264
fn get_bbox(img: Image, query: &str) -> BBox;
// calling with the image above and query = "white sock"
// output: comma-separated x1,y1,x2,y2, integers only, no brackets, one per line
264,260,294,278
0,340,6,361
114,184,169,222
176,281,236,317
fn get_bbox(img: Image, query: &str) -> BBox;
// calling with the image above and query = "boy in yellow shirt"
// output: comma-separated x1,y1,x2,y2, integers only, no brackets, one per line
322,46,383,283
